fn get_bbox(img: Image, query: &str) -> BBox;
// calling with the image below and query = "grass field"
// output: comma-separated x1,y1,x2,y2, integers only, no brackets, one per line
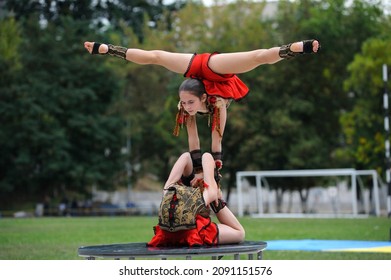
0,216,390,260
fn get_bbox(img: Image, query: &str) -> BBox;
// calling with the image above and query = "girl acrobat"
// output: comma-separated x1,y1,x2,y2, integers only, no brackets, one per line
147,151,245,247
84,39,320,179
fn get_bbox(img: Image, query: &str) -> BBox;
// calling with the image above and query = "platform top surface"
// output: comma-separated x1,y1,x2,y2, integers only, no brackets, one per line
78,241,267,257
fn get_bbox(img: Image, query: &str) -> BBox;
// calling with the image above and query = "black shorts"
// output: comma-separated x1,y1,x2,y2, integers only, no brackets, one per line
180,173,195,187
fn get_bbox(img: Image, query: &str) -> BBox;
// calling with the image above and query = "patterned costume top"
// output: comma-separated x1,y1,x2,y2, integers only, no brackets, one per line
147,181,218,247
158,183,210,232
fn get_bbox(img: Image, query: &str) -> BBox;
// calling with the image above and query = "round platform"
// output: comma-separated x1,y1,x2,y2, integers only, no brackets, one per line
78,240,267,260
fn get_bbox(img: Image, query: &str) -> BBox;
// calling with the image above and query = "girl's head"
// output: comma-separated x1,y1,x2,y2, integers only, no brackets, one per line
178,79,207,115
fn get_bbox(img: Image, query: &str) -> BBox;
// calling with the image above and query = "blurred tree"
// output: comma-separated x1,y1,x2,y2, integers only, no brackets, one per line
4,0,184,40
339,38,391,174
0,14,124,207
0,17,23,196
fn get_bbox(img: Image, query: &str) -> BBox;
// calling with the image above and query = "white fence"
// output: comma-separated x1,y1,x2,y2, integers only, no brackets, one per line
236,168,382,217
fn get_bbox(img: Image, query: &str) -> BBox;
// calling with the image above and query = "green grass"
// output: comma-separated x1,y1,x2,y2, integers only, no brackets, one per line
0,216,390,260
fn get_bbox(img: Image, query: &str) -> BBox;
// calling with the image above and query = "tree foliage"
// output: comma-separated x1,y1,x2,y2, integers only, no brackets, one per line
0,3,125,206
0,0,390,211
339,38,391,174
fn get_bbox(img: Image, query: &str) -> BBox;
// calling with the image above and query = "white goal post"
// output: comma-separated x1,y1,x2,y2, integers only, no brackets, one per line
235,168,381,217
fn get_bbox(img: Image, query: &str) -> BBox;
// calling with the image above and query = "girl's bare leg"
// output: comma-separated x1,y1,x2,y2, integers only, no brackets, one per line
208,40,320,74
85,40,319,75
163,152,193,189
216,207,245,244
125,49,192,73
84,41,193,74
201,153,219,206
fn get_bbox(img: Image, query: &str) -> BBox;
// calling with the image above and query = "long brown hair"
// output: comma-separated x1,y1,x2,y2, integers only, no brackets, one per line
178,78,205,98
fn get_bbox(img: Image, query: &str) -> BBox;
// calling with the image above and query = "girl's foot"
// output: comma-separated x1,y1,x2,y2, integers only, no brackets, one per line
290,40,320,53
279,39,320,59
84,42,127,59
84,41,108,54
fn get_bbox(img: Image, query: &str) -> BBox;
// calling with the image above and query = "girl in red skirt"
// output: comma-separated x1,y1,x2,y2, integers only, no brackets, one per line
84,40,320,180
147,152,245,247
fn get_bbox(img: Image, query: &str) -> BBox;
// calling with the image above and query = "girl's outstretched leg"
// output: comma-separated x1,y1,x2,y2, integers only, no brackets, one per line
85,39,319,75
84,41,193,74
208,40,320,74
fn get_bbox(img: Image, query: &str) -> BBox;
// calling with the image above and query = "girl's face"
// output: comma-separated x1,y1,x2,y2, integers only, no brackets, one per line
179,91,206,115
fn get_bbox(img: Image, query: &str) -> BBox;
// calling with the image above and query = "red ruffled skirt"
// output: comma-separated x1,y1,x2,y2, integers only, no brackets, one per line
184,53,249,101
147,215,219,247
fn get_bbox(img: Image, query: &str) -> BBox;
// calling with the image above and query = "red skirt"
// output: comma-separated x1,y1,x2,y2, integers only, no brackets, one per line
147,215,219,247
184,53,249,101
